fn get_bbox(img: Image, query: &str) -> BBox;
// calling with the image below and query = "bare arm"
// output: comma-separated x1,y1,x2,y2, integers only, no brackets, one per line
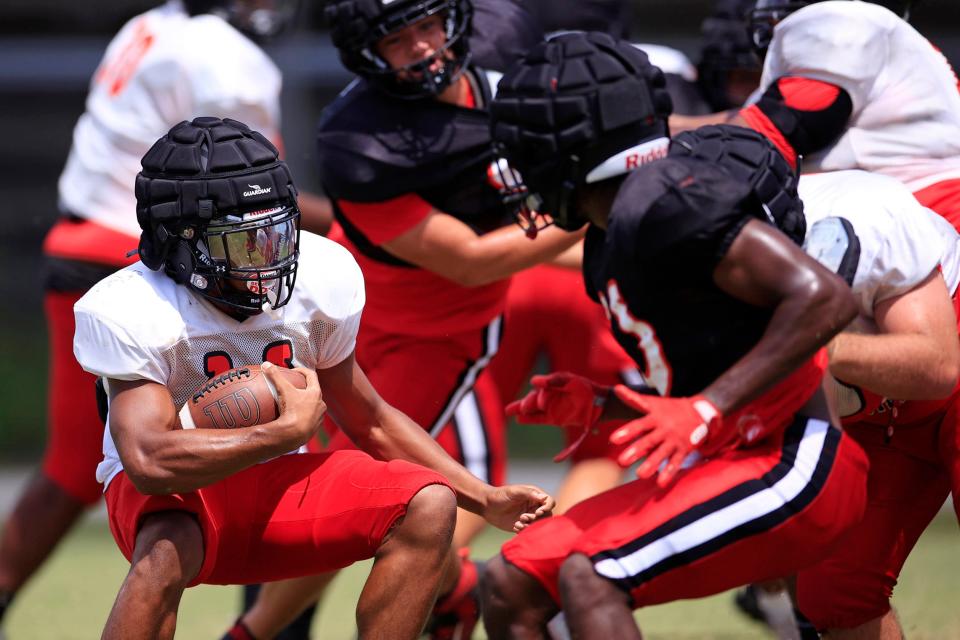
704,219,857,414
318,352,494,512
548,238,585,271
319,352,552,530
381,209,586,287
107,365,324,495
669,110,747,134
829,271,960,399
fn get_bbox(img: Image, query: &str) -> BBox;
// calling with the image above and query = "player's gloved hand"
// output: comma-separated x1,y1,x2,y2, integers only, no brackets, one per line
609,386,721,487
505,372,610,462
481,484,556,533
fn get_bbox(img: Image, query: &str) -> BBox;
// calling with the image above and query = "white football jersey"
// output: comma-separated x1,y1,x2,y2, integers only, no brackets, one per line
58,1,282,238
800,170,960,336
73,233,364,487
761,1,960,191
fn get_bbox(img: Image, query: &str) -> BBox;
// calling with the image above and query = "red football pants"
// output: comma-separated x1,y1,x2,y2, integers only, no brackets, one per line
104,451,451,586
797,401,960,629
40,217,138,504
40,290,106,504
502,417,868,606
484,264,638,462
326,317,506,485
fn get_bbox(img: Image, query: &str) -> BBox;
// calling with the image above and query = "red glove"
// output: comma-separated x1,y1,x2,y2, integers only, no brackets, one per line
609,386,721,487
506,372,610,462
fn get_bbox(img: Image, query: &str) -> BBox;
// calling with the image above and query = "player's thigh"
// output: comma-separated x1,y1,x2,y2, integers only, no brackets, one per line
797,421,951,629
577,420,866,607
434,374,507,485
938,394,960,521
357,326,481,428
41,289,105,505
201,451,452,585
485,266,550,404
504,419,866,605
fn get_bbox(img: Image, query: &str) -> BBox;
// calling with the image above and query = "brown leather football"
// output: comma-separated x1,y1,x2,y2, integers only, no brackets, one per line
178,365,307,429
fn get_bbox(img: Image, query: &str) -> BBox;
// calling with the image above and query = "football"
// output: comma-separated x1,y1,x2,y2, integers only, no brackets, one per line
178,365,307,429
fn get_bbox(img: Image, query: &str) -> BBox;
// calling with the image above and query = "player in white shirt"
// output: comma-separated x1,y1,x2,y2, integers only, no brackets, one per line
671,1,960,231
76,117,552,640
0,1,331,631
796,170,960,640
672,129,960,640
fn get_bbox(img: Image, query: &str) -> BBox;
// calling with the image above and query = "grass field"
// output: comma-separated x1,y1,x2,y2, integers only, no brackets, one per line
5,510,959,639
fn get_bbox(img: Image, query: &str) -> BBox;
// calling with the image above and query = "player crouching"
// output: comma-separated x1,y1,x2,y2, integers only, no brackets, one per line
480,33,869,639
72,117,553,640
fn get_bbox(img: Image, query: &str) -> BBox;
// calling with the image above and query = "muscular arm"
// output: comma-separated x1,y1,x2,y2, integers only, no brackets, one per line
107,368,323,495
704,219,857,414
317,351,495,514
829,271,960,399
381,209,586,287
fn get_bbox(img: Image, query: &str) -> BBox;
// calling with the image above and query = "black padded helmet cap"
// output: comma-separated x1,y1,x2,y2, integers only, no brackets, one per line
490,31,673,190
135,117,297,270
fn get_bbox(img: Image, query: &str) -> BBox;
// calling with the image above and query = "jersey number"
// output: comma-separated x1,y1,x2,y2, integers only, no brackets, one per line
202,340,296,378
95,19,155,97
601,280,673,395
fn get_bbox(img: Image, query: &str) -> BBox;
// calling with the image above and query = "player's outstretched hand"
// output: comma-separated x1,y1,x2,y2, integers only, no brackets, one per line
506,372,609,427
609,386,721,487
262,361,326,446
481,484,555,533
505,372,611,462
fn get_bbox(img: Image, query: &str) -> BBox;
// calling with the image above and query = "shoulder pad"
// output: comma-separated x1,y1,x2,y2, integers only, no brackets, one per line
317,77,495,202
611,156,753,260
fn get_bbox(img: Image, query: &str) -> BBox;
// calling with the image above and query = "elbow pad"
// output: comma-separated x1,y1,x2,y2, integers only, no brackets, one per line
754,77,853,156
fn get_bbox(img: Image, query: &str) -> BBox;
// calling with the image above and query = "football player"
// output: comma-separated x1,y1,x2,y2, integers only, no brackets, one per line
479,33,869,640
486,3,747,518
247,1,584,638
73,117,553,640
0,0,334,631
676,126,960,640
672,0,960,232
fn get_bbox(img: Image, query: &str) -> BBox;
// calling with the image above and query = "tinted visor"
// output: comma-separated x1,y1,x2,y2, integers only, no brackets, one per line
207,206,297,273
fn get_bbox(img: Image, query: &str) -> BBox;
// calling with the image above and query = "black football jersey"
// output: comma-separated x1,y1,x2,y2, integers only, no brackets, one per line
317,68,512,265
470,0,543,72
583,155,787,397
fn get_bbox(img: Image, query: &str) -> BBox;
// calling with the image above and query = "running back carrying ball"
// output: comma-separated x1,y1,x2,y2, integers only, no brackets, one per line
179,364,307,429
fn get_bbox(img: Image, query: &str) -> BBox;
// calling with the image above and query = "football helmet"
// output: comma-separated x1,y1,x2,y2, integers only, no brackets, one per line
748,0,919,53
489,31,673,232
698,0,761,110
182,0,301,41
325,0,473,98
136,117,300,314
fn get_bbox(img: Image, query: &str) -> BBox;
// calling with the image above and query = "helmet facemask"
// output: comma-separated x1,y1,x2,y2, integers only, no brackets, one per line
191,204,301,314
